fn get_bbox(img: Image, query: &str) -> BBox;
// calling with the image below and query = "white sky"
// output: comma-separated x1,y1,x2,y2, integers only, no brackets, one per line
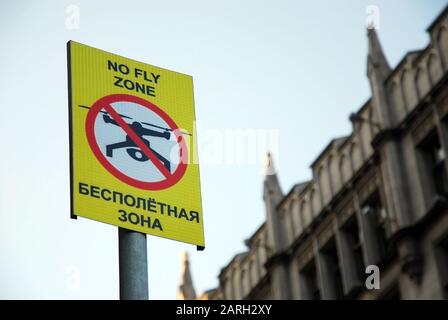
0,0,446,299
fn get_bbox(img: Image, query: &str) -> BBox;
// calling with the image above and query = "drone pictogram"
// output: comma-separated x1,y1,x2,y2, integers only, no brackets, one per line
80,104,191,173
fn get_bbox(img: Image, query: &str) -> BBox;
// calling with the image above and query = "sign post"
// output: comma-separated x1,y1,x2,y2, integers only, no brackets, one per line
67,41,205,299
118,228,148,300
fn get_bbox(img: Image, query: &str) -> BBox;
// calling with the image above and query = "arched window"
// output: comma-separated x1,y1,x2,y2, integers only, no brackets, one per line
428,53,443,84
301,199,311,227
240,269,246,298
436,26,448,68
388,80,405,122
415,67,430,98
401,69,418,109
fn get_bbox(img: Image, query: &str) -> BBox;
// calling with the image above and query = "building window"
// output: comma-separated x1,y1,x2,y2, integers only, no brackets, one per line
300,259,321,300
419,131,448,197
362,191,388,260
279,209,290,247
435,235,448,298
380,284,401,300
224,276,232,300
249,260,256,290
341,215,365,281
253,284,272,300
321,239,344,299
233,271,240,299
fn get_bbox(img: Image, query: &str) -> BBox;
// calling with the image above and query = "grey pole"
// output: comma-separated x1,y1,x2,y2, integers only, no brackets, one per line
118,227,149,300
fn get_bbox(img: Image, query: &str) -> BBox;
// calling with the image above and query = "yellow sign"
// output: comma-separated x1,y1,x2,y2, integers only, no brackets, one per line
67,41,204,248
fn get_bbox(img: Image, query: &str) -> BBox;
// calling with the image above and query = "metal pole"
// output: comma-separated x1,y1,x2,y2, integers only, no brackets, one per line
118,227,148,300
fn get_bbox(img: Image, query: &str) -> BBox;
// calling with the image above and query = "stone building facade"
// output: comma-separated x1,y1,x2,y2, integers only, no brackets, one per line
203,6,448,300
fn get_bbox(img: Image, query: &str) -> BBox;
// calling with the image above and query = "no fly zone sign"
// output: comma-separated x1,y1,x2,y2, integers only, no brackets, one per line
67,41,204,248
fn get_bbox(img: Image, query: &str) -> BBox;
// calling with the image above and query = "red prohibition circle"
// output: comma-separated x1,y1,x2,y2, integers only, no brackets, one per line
86,94,188,190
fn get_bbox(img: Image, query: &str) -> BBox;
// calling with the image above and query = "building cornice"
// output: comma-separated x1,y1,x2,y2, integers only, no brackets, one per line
389,195,448,247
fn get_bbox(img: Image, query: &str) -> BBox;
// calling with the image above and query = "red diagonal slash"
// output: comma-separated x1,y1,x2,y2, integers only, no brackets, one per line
103,103,171,178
